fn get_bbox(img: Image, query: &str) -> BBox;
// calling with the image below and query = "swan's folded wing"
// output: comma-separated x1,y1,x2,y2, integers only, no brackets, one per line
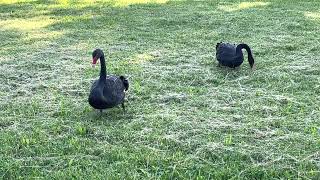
89,80,99,92
216,44,237,62
103,76,125,105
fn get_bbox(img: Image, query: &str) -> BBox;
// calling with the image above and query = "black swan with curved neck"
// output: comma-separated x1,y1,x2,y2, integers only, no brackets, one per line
88,49,129,113
216,42,255,69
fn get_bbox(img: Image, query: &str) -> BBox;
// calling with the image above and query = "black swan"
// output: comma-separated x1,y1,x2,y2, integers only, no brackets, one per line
216,42,255,69
88,49,129,113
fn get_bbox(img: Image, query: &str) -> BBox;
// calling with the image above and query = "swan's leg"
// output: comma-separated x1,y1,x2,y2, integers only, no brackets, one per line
99,109,103,115
121,103,125,113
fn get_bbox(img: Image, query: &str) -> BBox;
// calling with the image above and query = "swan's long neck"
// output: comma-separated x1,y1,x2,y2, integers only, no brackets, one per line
236,43,255,68
99,55,107,80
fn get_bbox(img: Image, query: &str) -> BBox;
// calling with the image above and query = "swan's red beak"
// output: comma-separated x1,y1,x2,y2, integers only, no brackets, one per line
92,56,98,68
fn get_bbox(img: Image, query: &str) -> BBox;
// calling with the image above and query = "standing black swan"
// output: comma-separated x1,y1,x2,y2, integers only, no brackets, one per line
216,42,255,69
88,49,129,113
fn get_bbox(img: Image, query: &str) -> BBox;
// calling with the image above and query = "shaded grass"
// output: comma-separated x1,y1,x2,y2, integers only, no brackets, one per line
1,0,320,179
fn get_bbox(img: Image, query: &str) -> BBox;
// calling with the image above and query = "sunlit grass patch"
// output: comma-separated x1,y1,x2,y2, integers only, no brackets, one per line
218,1,270,12
51,0,168,8
54,0,96,8
23,31,65,41
0,17,56,32
112,0,168,7
0,16,64,43
128,52,161,64
0,0,35,4
304,12,320,20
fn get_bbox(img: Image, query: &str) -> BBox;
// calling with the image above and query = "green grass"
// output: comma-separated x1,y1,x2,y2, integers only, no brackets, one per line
1,0,320,179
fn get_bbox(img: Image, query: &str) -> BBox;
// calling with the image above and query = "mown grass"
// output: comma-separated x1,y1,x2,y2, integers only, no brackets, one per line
0,0,320,179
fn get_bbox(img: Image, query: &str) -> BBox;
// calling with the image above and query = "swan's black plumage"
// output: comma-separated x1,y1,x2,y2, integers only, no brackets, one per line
216,42,255,68
88,49,128,112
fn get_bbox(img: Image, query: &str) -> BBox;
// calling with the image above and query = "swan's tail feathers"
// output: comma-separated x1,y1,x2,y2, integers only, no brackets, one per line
216,42,222,50
120,76,129,91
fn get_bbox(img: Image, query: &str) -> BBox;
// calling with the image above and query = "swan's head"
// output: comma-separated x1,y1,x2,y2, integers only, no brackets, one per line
92,49,104,68
248,55,255,70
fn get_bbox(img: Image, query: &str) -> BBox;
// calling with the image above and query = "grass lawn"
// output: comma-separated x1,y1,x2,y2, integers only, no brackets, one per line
1,0,320,179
